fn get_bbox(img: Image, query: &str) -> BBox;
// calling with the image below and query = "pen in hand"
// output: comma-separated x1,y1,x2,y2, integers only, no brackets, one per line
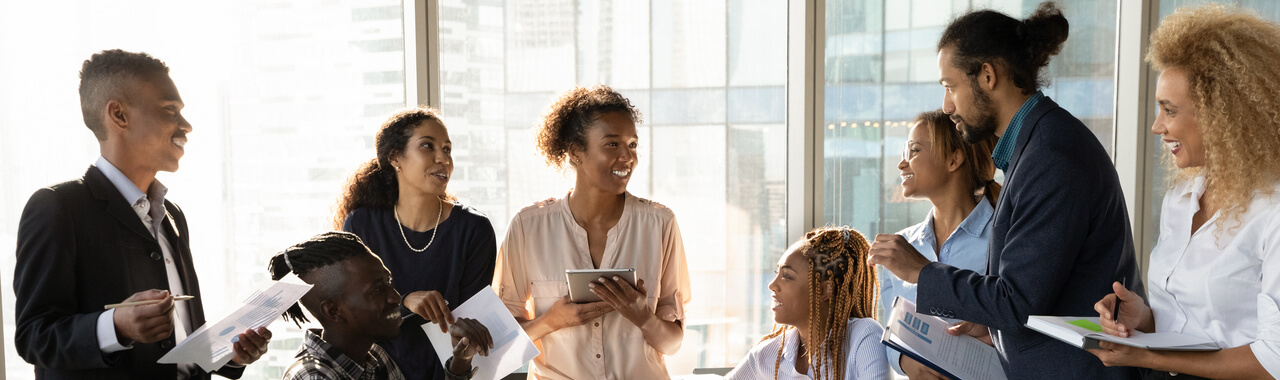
1112,276,1125,323
104,295,195,310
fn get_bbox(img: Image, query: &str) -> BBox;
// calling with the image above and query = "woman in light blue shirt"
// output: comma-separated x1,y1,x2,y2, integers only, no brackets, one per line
880,110,1000,379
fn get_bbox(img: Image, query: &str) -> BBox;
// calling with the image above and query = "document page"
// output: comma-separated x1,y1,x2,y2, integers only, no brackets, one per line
883,297,1007,380
159,274,313,372
424,286,539,380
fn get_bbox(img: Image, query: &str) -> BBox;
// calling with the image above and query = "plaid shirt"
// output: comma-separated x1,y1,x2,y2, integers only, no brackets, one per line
283,329,405,380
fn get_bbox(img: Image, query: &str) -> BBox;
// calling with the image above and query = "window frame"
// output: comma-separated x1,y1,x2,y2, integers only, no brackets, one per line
399,0,1165,293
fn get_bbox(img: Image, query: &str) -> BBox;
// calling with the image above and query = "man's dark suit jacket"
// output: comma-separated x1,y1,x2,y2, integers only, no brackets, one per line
13,166,243,379
917,97,1144,379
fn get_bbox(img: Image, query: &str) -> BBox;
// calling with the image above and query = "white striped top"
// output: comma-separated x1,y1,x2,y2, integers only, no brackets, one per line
725,318,889,380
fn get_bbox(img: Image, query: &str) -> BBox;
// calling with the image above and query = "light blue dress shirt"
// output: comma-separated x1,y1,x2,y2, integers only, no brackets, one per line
880,198,993,375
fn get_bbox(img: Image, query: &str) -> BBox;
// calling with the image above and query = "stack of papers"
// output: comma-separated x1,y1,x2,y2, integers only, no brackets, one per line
1026,316,1220,351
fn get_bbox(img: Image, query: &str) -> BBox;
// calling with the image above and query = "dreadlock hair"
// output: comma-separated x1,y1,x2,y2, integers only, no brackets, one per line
760,227,877,380
267,231,372,328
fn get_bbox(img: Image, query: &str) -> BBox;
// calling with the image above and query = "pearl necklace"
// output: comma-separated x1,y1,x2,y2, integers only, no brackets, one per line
394,197,443,253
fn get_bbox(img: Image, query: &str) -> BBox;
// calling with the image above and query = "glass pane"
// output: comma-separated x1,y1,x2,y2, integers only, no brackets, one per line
440,0,787,372
823,0,1119,238
1145,1,1280,260
0,1,405,379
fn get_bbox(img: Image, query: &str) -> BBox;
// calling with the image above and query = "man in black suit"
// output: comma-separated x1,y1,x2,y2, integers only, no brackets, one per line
868,3,1143,379
13,49,272,379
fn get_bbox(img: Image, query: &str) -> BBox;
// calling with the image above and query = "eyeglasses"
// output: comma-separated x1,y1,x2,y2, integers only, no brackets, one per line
901,141,930,162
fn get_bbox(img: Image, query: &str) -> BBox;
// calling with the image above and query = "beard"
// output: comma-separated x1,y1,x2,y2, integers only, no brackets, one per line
955,81,999,144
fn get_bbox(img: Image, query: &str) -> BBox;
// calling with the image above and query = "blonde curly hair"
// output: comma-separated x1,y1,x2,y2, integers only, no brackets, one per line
1147,4,1280,231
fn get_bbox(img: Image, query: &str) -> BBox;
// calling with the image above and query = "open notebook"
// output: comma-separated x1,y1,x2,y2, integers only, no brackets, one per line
1026,316,1220,351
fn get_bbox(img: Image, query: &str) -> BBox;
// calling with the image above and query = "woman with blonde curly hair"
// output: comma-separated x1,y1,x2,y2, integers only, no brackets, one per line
725,227,887,379
493,85,691,379
1088,4,1280,379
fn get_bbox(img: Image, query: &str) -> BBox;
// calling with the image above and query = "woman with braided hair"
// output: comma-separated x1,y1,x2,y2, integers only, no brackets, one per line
725,227,888,379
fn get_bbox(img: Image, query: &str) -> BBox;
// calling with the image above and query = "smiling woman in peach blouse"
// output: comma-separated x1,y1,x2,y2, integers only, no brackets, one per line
1088,5,1280,380
493,85,692,379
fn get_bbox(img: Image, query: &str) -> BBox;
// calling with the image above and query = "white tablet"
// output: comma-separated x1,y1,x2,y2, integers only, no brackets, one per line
565,268,636,303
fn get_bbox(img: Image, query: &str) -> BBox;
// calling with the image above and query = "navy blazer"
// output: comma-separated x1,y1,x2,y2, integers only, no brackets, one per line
13,166,243,379
916,97,1143,379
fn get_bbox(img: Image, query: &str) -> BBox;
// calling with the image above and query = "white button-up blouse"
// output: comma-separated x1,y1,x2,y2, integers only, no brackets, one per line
1147,176,1280,377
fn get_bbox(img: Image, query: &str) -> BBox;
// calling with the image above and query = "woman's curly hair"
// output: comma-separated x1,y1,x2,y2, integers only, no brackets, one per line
759,227,877,380
534,84,641,170
1148,4,1280,233
333,107,452,228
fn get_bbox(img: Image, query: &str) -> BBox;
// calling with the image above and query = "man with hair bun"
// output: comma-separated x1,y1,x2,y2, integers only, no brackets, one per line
868,2,1142,378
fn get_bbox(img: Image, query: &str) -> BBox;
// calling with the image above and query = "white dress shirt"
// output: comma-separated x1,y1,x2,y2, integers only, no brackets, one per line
93,157,195,378
1147,175,1280,377
724,318,889,380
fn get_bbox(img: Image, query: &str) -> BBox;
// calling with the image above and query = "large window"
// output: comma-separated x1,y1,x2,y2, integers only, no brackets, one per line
823,0,1119,239
437,0,788,371
0,2,405,379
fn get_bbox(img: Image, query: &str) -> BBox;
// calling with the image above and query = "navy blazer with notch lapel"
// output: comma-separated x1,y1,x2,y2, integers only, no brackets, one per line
13,166,243,379
915,97,1144,379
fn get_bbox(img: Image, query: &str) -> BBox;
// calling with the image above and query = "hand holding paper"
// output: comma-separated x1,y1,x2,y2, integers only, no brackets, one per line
424,286,539,380
158,274,312,372
229,326,273,366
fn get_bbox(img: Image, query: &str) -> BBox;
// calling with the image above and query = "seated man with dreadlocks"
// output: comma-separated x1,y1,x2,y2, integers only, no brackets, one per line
725,227,889,380
268,231,493,380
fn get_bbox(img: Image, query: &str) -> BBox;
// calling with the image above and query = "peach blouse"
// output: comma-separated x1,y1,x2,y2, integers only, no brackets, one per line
493,192,691,380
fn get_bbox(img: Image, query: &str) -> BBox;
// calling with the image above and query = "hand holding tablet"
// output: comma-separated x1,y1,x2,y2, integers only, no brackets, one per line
566,268,636,303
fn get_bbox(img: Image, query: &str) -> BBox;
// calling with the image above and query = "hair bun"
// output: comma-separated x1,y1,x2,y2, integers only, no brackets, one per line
1019,2,1070,59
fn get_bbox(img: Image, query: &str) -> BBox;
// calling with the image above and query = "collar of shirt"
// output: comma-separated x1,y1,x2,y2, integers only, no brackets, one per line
904,198,994,260
955,197,995,238
95,156,168,226
1177,175,1208,200
297,329,388,380
991,91,1045,171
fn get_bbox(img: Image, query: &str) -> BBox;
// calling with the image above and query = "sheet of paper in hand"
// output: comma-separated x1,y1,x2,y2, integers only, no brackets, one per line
158,274,313,372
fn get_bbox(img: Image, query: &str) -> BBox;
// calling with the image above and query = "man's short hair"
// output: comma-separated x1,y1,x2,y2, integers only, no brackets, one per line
78,49,170,141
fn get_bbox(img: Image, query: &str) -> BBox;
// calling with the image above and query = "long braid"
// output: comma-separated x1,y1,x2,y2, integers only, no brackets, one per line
797,227,878,380
266,231,371,328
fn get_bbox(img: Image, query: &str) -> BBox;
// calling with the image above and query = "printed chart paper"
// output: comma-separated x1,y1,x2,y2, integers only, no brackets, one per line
159,274,312,372
882,297,1007,380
